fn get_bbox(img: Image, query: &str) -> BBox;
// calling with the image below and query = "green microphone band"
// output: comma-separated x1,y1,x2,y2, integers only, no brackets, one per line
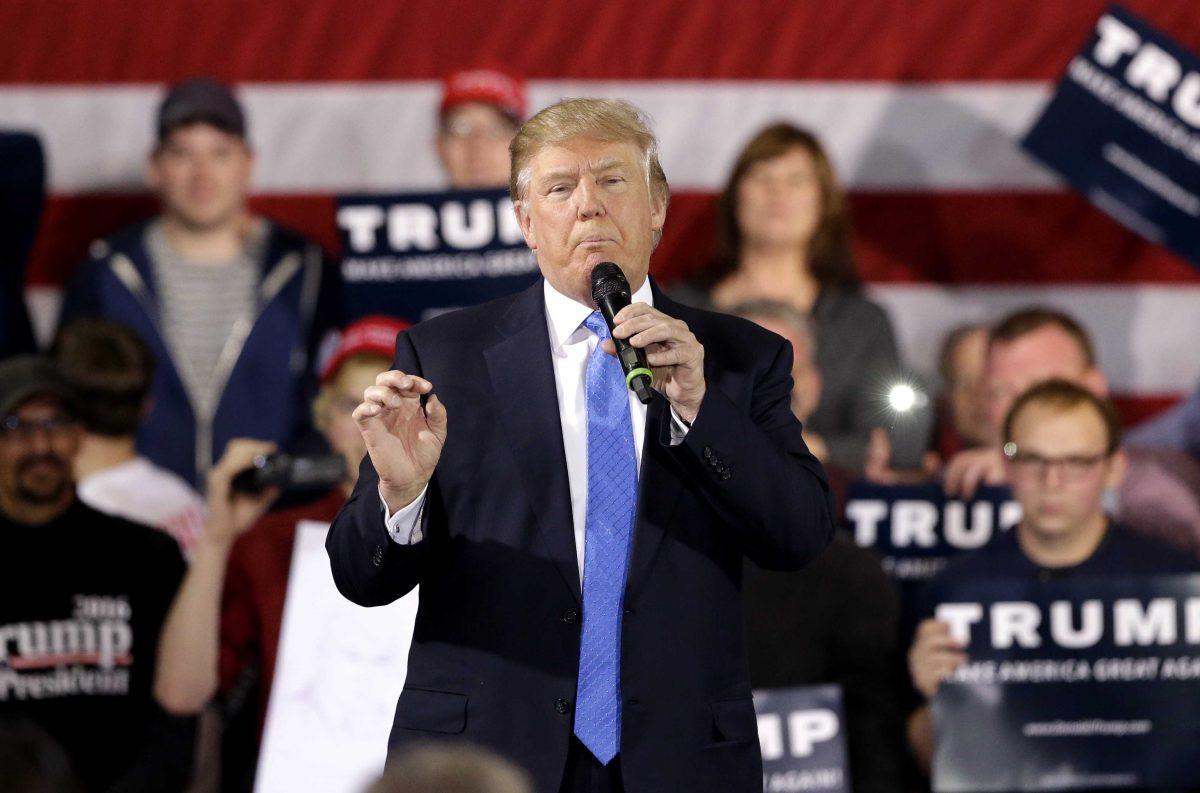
626,367,654,388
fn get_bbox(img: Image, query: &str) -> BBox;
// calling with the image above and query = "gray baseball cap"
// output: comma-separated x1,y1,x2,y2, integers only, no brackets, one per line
0,356,78,418
157,77,246,142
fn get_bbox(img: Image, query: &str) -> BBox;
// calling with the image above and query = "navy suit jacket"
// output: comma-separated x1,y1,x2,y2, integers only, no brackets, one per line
326,278,836,792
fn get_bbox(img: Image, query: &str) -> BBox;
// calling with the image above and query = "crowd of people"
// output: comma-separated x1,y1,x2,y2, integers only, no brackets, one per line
1,67,1199,793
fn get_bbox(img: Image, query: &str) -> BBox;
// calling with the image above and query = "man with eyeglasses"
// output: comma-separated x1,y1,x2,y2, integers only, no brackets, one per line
0,356,194,791
936,306,1200,555
435,68,526,189
904,379,1196,772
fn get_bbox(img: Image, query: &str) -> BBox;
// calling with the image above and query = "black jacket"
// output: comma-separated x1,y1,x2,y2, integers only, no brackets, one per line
744,535,904,793
326,279,836,792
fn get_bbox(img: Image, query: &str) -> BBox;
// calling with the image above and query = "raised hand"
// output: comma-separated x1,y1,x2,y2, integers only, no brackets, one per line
943,445,1007,499
354,370,448,512
908,618,968,699
205,438,280,547
864,427,941,485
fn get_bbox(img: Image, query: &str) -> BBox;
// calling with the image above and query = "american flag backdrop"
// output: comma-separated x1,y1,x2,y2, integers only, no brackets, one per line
3,0,1200,424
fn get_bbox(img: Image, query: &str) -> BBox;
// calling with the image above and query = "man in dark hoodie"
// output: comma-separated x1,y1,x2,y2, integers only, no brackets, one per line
59,77,340,490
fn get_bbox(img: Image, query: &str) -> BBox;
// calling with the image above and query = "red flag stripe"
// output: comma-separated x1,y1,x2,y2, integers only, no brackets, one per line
3,1,1200,83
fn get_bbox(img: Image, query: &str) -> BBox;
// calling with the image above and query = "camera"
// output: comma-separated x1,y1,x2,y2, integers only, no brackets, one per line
230,453,347,494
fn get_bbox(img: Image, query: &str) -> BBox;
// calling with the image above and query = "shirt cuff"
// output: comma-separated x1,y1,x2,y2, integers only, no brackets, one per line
380,485,428,544
668,406,691,446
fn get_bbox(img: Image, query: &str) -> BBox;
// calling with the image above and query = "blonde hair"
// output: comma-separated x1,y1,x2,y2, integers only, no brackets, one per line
367,743,532,793
509,98,670,211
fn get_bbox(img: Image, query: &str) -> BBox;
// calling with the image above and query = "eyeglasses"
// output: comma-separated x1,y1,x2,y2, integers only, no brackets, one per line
0,414,76,441
441,118,515,141
1004,447,1110,480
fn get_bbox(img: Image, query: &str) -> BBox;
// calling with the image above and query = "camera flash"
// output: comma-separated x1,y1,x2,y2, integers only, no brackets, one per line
888,383,918,413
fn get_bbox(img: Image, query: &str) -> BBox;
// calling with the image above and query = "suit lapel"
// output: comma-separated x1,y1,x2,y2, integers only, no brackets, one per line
484,284,582,603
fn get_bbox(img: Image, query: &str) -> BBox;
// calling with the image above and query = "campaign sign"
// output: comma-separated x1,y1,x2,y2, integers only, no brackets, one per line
843,482,1021,584
932,575,1200,791
255,521,419,793
1022,6,1200,267
337,188,539,322
754,685,849,793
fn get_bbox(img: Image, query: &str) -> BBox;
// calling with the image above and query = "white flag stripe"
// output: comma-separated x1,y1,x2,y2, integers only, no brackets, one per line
870,283,1200,394
28,283,1200,394
542,81,1060,192
0,81,1058,194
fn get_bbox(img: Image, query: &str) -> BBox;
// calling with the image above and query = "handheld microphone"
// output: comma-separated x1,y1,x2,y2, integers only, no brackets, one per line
590,262,654,405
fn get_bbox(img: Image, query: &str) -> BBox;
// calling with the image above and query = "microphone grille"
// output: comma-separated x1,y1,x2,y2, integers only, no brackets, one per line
590,262,629,302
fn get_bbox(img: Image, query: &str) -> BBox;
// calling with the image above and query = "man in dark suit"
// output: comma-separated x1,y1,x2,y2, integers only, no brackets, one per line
326,98,836,793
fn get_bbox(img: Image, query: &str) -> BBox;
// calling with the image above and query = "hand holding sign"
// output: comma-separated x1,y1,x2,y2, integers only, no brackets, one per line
942,447,1007,500
865,428,941,485
909,618,968,700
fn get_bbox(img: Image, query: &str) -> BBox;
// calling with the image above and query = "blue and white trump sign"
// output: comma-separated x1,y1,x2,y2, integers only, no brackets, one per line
931,575,1200,791
1022,6,1200,268
843,482,1020,585
337,188,539,322
754,685,849,793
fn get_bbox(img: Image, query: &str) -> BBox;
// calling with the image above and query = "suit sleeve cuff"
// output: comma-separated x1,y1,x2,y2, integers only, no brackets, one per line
668,405,691,446
380,485,428,544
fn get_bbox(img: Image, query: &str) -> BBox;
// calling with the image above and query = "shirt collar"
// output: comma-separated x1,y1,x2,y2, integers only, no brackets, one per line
543,275,654,354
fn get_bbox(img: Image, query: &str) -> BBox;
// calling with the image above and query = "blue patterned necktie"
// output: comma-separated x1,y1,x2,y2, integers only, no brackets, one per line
573,310,639,765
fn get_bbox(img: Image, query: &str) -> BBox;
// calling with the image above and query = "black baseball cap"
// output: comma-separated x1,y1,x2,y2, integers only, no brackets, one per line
0,356,79,418
157,77,246,142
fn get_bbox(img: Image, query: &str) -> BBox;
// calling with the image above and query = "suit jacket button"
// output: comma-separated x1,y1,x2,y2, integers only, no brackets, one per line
703,446,715,460
371,546,385,566
562,609,579,625
555,697,571,715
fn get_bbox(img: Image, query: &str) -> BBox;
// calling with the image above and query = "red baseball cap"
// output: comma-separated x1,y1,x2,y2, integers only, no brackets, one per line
440,68,526,124
319,316,410,384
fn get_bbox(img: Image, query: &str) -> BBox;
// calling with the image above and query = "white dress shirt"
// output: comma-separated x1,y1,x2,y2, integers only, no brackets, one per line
380,277,687,578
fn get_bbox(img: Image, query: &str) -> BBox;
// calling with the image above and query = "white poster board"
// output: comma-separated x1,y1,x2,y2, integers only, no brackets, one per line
255,520,419,793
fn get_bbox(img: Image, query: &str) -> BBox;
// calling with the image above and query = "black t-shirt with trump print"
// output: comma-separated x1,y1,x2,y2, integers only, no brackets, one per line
0,498,191,792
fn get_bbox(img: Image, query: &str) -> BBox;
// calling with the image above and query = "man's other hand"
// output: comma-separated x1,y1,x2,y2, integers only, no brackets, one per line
355,370,448,512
